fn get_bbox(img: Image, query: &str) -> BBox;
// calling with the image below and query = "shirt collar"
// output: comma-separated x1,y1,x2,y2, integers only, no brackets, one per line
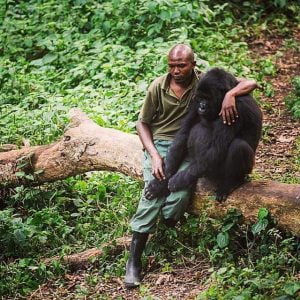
162,68,201,91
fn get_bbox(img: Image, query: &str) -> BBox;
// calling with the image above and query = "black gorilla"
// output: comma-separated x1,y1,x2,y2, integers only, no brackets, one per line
145,68,262,202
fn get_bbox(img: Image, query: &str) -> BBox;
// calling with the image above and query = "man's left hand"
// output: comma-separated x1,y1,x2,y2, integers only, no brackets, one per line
219,91,238,125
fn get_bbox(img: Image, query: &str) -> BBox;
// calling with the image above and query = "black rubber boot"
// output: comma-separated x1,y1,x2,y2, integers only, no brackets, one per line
124,231,149,288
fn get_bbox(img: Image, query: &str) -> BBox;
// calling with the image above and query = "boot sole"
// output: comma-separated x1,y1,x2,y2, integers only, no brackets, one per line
124,281,141,289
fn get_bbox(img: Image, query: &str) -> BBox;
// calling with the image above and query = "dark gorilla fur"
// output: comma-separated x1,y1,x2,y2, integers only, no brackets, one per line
145,67,262,202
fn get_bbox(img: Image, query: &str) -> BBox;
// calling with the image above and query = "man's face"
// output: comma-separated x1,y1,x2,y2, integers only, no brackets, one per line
168,54,195,84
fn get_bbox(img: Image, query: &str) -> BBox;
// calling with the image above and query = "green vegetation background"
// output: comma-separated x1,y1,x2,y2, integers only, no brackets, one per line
0,0,299,299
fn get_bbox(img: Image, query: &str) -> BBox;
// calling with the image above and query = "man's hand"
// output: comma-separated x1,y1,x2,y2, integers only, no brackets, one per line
219,91,238,126
151,153,165,181
219,78,258,125
136,121,166,181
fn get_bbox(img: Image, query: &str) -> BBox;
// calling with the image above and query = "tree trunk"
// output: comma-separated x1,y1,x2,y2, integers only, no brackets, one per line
44,236,132,268
0,109,299,234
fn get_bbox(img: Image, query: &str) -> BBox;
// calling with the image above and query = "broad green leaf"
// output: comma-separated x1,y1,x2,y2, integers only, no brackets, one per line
251,219,268,235
24,39,33,47
25,174,34,180
15,171,26,177
217,267,227,275
217,232,229,248
258,208,269,220
222,222,235,232
30,58,44,66
42,53,58,64
147,2,157,11
284,282,300,296
14,229,26,243
34,169,44,175
160,11,170,21
274,296,292,300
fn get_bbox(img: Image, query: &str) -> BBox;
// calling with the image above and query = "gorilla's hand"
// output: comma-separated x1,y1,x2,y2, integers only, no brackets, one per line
144,179,170,200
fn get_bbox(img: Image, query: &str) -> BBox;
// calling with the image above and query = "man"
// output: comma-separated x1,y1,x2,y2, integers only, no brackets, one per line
124,44,258,288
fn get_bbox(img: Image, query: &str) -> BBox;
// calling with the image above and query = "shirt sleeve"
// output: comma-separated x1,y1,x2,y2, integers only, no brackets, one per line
138,83,158,125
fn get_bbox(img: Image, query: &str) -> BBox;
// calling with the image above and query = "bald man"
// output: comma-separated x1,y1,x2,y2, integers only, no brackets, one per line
124,44,257,288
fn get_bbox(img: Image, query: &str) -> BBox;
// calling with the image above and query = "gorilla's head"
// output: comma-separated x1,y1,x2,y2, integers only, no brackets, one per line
194,68,238,120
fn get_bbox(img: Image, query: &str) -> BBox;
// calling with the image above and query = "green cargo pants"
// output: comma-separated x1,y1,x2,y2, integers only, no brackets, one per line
131,140,192,233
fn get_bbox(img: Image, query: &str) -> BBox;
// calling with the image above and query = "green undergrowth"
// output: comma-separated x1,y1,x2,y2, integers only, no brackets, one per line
1,0,298,146
0,0,299,298
285,76,300,119
0,172,141,296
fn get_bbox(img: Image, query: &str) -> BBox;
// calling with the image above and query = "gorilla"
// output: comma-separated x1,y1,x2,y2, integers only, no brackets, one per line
144,68,262,202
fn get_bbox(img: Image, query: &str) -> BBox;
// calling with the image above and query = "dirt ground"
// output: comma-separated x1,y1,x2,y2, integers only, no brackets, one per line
27,258,211,300
250,28,300,182
26,28,300,300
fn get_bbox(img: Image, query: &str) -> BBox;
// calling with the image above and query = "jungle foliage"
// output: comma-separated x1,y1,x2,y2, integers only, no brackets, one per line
0,0,299,298
285,76,300,119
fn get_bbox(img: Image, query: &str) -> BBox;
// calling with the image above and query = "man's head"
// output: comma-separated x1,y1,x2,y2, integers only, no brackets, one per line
168,44,196,84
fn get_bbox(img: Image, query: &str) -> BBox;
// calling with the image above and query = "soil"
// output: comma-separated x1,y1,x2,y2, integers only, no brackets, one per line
26,28,299,300
27,258,210,300
249,28,300,182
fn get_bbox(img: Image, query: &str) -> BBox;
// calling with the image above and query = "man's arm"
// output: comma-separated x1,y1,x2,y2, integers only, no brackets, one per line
136,120,165,181
219,78,258,125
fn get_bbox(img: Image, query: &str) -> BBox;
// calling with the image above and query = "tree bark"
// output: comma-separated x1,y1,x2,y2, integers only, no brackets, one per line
0,109,299,234
44,236,132,268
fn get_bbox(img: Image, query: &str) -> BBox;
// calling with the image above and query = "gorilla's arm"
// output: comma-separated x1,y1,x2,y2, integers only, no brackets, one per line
168,118,241,192
168,95,260,192
164,101,199,177
144,100,199,200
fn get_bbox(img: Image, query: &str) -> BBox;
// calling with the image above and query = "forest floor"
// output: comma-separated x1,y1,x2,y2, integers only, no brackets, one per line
252,28,300,182
27,29,300,300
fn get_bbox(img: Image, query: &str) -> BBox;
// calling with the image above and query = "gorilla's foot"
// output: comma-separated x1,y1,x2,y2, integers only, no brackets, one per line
216,178,247,202
144,179,170,200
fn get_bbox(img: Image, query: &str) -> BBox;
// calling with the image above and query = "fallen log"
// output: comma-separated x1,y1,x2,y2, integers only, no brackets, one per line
0,109,299,234
44,236,132,268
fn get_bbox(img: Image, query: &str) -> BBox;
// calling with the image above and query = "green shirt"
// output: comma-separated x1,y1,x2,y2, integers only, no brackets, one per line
139,69,202,140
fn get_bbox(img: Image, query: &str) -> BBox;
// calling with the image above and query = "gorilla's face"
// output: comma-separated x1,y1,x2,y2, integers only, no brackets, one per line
197,99,208,115
195,68,239,121
196,94,222,121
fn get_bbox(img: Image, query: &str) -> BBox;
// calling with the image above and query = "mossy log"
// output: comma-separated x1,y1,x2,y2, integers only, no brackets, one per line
0,109,299,234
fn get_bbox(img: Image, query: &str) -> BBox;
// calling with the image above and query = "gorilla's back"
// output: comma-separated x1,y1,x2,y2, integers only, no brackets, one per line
236,94,263,151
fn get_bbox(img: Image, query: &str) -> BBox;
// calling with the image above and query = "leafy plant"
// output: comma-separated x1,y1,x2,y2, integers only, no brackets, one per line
285,76,300,119
251,208,269,235
0,0,299,298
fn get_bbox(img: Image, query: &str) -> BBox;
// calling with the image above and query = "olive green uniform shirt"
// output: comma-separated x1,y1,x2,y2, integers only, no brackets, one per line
139,69,202,140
